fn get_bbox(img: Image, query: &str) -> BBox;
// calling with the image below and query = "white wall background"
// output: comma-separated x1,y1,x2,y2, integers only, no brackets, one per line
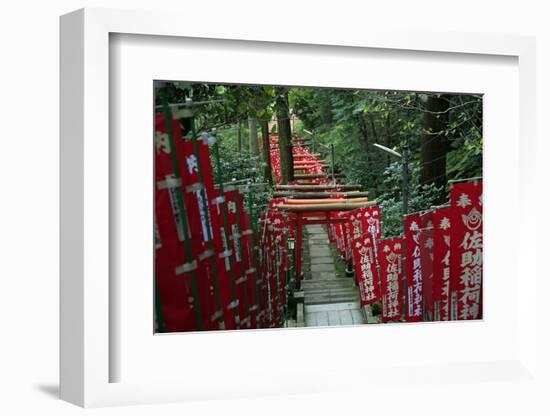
1,1,548,414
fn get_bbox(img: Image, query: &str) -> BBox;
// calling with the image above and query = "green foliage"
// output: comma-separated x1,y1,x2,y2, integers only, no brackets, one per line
214,126,272,222
446,126,483,179
155,82,482,238
377,161,443,238
371,301,382,316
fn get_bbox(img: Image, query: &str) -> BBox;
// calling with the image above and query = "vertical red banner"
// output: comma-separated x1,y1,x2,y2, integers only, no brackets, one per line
238,193,258,329
209,188,238,330
352,235,380,306
378,237,404,322
178,136,221,331
419,211,434,322
404,213,423,322
450,179,483,320
432,207,452,321
155,114,208,332
360,206,382,241
343,214,353,264
225,189,251,328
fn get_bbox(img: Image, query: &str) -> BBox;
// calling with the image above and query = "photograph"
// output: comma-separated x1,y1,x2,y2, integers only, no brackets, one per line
154,81,483,332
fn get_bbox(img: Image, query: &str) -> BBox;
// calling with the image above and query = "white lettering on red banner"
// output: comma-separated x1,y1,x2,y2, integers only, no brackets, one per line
405,214,423,321
450,179,483,320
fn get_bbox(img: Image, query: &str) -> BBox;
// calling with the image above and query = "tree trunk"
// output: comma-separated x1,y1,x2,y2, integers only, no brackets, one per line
420,95,450,190
384,112,392,168
237,121,242,152
248,115,259,156
276,88,294,184
261,119,273,185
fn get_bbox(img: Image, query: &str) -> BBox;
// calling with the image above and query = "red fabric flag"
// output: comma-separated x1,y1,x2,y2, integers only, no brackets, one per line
209,189,238,330
176,135,223,331
348,206,381,242
378,237,404,322
360,206,382,240
419,211,434,322
343,215,354,264
450,179,483,320
352,234,381,306
224,189,251,328
239,195,258,329
432,207,452,321
404,213,423,322
154,113,210,332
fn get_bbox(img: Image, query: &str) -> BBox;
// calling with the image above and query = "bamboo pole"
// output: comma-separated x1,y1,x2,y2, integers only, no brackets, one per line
277,201,378,212
276,184,361,191
283,197,370,205
272,191,369,198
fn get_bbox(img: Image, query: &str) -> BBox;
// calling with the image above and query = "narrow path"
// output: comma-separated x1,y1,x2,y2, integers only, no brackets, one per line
302,224,366,326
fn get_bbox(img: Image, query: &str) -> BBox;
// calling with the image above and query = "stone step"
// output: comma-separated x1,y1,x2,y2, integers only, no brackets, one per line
304,288,355,294
308,239,330,245
310,252,332,259
303,288,359,298
304,302,365,326
309,232,328,237
309,271,340,280
309,256,334,265
311,263,335,272
301,278,355,288
305,294,359,305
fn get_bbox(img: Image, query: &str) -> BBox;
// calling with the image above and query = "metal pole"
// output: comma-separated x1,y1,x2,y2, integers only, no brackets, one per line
401,135,410,322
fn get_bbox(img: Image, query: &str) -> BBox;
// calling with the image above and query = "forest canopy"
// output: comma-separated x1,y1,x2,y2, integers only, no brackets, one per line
155,82,482,237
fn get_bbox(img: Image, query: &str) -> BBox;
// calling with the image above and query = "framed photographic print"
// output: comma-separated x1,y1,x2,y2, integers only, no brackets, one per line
60,7,542,409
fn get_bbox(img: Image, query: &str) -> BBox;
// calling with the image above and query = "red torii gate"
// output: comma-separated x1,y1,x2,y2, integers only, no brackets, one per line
276,199,378,285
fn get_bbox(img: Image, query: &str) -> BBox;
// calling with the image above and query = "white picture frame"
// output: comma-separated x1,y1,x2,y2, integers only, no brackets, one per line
60,7,542,409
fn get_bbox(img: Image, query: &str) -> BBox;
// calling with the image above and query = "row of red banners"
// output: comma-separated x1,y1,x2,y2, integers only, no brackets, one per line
327,179,482,322
156,112,483,329
155,113,288,332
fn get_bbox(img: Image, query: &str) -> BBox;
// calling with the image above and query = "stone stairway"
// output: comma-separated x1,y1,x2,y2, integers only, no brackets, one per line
302,224,365,326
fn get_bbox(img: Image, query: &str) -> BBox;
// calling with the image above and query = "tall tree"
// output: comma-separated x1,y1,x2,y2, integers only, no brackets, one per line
248,113,259,155
420,94,450,190
237,121,242,152
275,87,294,184
261,119,273,185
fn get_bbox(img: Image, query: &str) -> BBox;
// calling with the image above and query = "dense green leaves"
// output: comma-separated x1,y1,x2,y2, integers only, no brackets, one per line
156,82,482,237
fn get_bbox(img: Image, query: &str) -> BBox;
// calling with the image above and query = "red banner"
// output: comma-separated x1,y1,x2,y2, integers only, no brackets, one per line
155,113,213,332
209,189,239,330
178,135,226,331
343,215,353,263
404,213,423,322
432,207,452,321
419,211,434,322
224,189,252,328
348,206,382,242
238,193,259,329
378,237,404,322
352,234,380,306
450,179,483,320
261,208,289,328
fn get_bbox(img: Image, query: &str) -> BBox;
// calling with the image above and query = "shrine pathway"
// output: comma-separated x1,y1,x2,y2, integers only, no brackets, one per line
302,224,365,327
